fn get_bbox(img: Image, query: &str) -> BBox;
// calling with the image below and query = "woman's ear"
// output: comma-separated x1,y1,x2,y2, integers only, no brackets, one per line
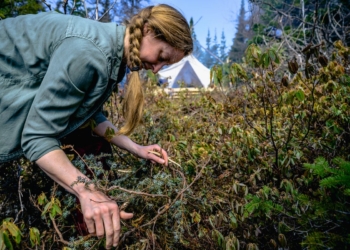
142,23,152,36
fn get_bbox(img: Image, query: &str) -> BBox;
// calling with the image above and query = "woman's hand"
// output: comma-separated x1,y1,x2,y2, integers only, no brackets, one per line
78,190,133,248
133,144,168,166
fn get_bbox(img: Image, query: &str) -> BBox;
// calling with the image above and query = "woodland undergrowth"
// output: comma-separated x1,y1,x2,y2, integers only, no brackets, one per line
1,41,350,250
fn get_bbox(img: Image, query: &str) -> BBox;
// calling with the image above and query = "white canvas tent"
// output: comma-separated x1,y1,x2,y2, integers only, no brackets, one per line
158,54,210,88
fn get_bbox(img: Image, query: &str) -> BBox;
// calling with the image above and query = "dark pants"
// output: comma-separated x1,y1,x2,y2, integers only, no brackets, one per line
60,126,112,163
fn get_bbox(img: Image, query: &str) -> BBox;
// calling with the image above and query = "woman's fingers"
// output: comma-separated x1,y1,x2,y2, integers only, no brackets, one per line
84,209,97,235
134,144,169,166
83,198,134,249
147,145,168,166
102,207,115,249
95,222,105,240
112,210,121,247
111,211,133,247
160,148,168,166
120,210,134,220
85,205,108,240
151,145,168,166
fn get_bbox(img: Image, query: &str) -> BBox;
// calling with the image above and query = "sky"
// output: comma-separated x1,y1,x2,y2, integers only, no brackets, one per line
46,0,240,53
150,0,240,52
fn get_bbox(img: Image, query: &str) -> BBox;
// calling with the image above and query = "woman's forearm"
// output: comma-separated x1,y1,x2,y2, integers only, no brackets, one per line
93,120,168,165
93,121,139,155
35,149,90,196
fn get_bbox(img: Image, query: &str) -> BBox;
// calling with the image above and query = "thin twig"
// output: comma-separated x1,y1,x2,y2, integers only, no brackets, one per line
41,0,51,10
61,144,98,181
107,185,168,198
14,176,23,223
95,0,99,20
82,0,88,18
50,214,70,245
98,0,118,21
70,0,76,14
63,0,68,14
168,164,187,201
50,214,92,246
148,151,181,167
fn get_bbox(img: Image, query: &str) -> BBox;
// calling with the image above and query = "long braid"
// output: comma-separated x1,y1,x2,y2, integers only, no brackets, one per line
118,7,152,135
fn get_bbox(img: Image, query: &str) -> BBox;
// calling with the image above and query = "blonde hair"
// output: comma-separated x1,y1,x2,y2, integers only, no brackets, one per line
118,4,193,135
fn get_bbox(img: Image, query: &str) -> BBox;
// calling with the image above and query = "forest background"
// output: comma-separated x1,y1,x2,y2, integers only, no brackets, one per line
1,0,350,249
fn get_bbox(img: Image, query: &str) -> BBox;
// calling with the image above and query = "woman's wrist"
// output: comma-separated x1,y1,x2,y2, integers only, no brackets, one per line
72,181,94,197
111,134,140,155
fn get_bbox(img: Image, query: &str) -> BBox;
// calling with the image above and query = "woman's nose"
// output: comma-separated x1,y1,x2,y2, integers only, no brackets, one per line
152,62,167,73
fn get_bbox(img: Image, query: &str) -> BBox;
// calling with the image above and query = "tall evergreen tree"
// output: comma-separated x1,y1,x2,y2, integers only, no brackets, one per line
202,29,223,68
211,30,220,59
0,0,45,19
220,30,227,61
202,30,214,68
189,17,196,40
206,30,211,50
189,17,205,61
229,0,248,62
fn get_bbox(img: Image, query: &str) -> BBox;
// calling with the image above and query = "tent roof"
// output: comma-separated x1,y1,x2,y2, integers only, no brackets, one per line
158,54,210,88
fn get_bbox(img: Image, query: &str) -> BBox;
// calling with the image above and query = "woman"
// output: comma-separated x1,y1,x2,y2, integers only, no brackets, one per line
0,4,193,249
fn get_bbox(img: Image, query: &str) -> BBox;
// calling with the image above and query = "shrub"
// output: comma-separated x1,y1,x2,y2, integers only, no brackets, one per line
1,41,349,249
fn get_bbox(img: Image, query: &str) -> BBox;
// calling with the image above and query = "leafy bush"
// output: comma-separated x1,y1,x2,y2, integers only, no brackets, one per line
1,41,350,249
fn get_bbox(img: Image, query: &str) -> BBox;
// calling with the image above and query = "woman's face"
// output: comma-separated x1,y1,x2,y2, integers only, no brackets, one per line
139,28,185,73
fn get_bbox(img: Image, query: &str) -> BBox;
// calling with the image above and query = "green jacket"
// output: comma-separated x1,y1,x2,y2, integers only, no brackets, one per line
0,12,126,163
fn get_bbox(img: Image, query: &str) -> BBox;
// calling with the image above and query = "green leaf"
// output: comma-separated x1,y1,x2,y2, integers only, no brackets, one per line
177,141,188,151
251,45,260,59
218,127,223,135
191,211,201,223
212,229,225,248
2,231,13,250
168,134,176,142
262,53,270,68
51,204,62,218
37,193,48,206
104,127,116,142
229,212,238,229
228,127,233,135
268,49,279,64
295,90,305,101
212,70,219,85
42,201,52,216
210,66,216,84
50,206,56,218
14,232,21,245
0,229,5,250
3,221,21,244
29,227,40,247
3,222,21,244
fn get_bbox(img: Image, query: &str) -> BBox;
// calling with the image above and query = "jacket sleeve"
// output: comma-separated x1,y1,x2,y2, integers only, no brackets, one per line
21,38,109,162
92,110,108,125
